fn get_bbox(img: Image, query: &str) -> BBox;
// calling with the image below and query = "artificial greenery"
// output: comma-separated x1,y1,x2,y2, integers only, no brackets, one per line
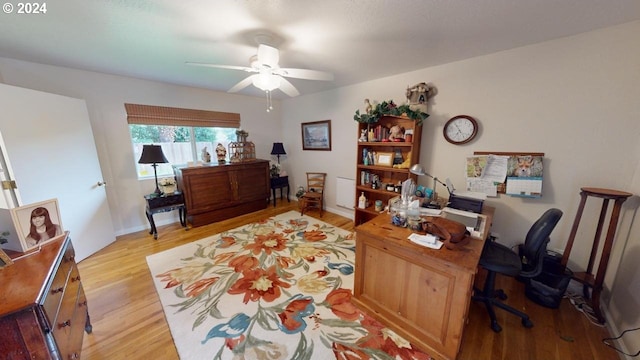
353,100,429,126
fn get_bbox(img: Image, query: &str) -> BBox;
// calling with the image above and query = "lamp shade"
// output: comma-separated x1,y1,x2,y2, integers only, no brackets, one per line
138,144,168,164
270,142,286,156
409,164,426,176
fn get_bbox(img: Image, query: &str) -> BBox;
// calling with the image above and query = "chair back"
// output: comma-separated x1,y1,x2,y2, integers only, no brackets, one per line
306,172,326,193
521,208,563,276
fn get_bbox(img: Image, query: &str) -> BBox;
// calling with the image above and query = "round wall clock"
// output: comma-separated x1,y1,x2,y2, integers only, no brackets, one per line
443,115,478,145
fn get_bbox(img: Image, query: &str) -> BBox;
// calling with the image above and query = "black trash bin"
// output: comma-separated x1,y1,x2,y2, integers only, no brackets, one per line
525,250,573,309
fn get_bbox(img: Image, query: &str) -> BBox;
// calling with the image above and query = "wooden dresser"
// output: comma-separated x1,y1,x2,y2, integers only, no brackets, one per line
0,233,91,360
353,207,494,360
174,160,270,227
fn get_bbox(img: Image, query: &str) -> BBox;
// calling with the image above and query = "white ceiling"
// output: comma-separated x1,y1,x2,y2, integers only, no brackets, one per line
1,0,639,99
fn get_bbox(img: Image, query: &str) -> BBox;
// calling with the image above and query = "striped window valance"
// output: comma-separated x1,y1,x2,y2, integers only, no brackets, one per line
125,103,241,128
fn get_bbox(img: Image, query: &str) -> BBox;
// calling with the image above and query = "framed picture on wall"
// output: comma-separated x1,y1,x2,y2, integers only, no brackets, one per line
10,198,64,252
301,120,332,151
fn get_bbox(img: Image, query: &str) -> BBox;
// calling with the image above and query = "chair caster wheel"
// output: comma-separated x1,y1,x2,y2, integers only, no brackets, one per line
522,318,534,328
491,321,502,333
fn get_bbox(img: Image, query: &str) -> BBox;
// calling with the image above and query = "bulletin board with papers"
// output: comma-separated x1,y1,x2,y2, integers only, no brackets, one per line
469,152,544,198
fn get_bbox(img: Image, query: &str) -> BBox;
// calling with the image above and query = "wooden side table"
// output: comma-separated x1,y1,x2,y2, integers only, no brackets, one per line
561,187,632,323
145,192,188,239
270,176,289,207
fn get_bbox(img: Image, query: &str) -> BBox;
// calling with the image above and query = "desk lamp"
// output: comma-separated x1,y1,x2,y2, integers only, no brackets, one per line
410,164,448,207
270,142,286,164
138,144,168,195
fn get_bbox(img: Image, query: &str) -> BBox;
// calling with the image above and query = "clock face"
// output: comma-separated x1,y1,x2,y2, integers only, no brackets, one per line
443,115,478,144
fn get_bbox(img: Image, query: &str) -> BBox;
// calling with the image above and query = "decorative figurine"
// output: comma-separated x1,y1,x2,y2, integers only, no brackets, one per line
406,82,437,113
215,143,227,164
364,98,373,114
201,147,211,163
359,129,368,142
388,125,405,142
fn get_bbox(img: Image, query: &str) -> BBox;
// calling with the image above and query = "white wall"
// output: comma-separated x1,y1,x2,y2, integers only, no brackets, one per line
0,58,282,235
281,21,640,353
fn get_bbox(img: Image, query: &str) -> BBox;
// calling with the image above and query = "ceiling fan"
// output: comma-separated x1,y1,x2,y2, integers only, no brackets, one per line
186,44,334,98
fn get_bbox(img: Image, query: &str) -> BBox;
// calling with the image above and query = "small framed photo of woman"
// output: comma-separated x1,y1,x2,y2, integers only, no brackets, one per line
10,198,64,252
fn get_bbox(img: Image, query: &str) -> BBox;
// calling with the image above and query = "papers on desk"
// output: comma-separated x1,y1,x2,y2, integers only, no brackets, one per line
408,233,444,249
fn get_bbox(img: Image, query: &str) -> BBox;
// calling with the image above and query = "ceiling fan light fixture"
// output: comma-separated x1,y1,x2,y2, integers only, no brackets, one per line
253,71,281,91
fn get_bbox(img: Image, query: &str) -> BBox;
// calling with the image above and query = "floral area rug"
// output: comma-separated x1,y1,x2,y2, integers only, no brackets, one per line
146,211,432,360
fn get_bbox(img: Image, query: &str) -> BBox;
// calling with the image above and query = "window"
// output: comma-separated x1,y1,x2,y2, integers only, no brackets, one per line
124,103,241,179
130,125,237,178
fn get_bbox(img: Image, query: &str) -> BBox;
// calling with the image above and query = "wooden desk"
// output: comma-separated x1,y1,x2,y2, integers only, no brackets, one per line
145,192,187,239
353,206,494,360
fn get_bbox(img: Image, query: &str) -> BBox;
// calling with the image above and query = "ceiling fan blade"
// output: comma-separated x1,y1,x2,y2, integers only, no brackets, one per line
276,68,334,81
228,75,257,93
277,77,300,97
185,62,256,73
257,44,280,67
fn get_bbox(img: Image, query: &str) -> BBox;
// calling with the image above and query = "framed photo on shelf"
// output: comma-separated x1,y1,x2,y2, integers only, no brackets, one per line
10,198,64,252
375,152,394,167
301,120,332,151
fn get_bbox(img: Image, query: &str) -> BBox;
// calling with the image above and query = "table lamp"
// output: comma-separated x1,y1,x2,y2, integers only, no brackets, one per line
270,142,286,164
138,144,168,195
410,164,448,206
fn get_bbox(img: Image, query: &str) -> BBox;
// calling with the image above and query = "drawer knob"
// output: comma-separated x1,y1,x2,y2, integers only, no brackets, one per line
52,287,64,294
58,320,71,328
71,275,81,282
78,300,87,307
69,352,80,359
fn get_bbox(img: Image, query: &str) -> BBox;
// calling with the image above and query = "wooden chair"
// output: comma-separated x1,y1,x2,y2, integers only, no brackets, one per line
300,172,326,216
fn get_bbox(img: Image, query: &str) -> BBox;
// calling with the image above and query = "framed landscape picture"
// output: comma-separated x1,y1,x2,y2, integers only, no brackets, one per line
301,120,332,151
10,198,64,252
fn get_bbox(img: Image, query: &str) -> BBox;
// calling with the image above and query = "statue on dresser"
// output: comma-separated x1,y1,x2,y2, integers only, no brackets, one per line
201,147,211,163
215,143,227,164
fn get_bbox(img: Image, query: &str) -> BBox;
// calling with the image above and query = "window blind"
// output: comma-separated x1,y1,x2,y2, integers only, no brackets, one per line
125,103,241,128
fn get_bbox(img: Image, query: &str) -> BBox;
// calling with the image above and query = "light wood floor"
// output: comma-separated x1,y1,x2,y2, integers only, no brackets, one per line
79,202,619,359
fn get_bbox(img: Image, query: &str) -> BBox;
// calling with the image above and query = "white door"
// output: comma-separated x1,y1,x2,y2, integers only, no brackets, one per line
0,83,115,261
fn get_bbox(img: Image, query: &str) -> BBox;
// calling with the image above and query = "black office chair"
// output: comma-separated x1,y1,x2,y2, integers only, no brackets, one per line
472,208,563,332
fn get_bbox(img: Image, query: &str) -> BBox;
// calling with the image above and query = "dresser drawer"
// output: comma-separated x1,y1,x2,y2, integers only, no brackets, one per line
42,241,76,327
51,282,87,360
55,264,81,327
42,264,68,326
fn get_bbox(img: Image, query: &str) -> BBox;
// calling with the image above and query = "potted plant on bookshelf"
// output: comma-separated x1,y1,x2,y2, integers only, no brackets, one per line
353,100,430,126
